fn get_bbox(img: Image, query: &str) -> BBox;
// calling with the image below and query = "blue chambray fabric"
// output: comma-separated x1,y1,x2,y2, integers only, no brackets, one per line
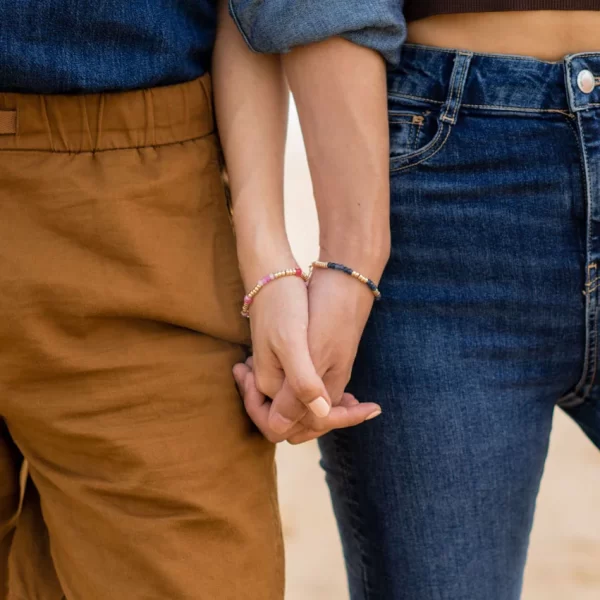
0,0,405,94
0,0,218,93
229,0,406,66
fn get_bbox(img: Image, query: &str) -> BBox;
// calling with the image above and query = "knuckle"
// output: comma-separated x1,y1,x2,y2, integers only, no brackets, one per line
254,375,268,396
254,372,274,398
311,421,329,433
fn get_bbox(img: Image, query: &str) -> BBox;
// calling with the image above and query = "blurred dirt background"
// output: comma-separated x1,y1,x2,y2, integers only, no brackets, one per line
279,104,600,600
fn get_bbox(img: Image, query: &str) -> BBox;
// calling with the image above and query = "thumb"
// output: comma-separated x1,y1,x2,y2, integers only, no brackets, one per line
277,340,331,418
268,348,330,436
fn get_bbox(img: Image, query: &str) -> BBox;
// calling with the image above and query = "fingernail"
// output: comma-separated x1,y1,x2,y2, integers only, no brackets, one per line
308,396,330,418
270,413,294,435
366,410,382,421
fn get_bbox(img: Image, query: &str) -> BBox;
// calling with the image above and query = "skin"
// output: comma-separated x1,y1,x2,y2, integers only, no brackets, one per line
408,11,600,60
216,8,600,446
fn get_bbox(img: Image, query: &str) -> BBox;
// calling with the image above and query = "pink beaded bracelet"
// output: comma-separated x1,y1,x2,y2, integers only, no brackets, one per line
241,267,310,318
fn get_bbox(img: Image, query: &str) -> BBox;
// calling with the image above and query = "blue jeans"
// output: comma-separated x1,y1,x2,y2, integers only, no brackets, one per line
319,45,600,600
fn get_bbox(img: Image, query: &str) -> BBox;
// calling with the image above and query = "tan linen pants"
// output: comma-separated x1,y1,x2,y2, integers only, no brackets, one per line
0,76,284,600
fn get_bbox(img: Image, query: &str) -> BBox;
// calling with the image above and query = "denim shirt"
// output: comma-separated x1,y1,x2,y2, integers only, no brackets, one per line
230,0,406,67
0,1,405,94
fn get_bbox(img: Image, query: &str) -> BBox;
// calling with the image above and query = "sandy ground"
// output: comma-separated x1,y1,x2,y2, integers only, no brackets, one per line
279,106,600,599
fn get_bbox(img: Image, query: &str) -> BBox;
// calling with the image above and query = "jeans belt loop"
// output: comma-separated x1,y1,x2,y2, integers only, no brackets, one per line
440,51,473,126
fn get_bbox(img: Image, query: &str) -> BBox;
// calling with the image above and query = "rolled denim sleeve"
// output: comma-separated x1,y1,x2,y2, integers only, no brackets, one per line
229,0,406,66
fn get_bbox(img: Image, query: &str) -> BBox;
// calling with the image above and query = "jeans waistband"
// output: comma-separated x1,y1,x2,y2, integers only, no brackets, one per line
0,74,214,153
388,44,600,116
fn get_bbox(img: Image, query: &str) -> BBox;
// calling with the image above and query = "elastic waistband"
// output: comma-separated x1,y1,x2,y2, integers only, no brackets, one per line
389,44,600,115
0,75,214,153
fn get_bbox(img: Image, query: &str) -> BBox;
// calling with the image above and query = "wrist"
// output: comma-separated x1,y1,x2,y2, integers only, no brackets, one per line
237,239,300,291
318,231,390,282
307,268,375,347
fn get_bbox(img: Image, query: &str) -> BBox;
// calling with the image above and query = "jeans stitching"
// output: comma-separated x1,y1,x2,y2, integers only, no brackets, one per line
586,276,600,288
440,53,461,123
559,114,596,403
567,52,600,60
389,119,419,156
576,112,596,400
441,53,472,124
402,42,583,63
587,307,599,395
328,433,373,598
390,104,450,165
565,58,578,113
412,117,423,150
461,103,572,116
390,123,451,173
389,116,417,123
388,92,443,105
388,93,572,115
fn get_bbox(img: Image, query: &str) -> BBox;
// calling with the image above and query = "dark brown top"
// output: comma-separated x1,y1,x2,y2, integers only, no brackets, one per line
404,0,600,22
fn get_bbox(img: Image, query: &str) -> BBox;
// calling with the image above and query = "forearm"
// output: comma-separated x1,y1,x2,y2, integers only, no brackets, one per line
213,1,293,286
283,39,391,279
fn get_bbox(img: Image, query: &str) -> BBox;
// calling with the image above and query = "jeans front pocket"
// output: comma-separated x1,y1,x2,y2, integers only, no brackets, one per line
389,110,428,154
388,96,452,173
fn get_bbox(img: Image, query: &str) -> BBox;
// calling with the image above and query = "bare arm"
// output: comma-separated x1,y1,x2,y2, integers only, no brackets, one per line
213,2,291,283
284,39,391,276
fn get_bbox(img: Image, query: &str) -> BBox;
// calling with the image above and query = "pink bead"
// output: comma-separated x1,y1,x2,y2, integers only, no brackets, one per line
243,268,311,318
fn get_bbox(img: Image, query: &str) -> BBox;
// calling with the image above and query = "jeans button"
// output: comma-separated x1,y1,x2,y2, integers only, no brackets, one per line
577,69,595,94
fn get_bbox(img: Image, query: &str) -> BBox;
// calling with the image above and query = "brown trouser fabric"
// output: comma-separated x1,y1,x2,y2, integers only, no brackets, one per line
0,76,284,600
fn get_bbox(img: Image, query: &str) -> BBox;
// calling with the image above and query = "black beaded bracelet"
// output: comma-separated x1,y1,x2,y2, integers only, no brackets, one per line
311,261,382,300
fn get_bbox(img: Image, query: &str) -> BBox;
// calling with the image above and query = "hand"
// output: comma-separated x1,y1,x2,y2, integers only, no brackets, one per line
234,357,381,444
245,270,332,433
240,258,384,444
307,265,376,405
254,259,382,442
